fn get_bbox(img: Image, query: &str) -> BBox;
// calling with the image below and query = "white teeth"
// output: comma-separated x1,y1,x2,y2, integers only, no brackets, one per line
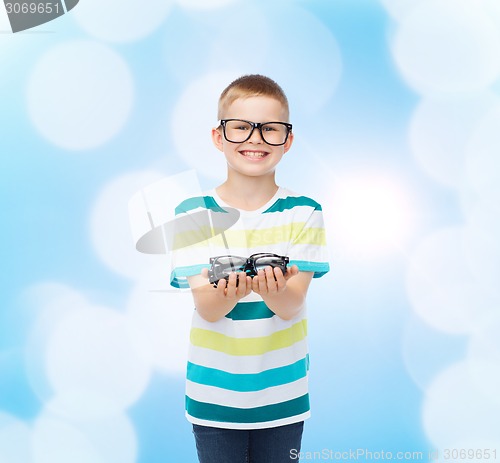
241,151,267,158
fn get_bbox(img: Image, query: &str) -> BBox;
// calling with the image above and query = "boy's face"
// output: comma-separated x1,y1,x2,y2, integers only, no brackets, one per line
212,96,294,179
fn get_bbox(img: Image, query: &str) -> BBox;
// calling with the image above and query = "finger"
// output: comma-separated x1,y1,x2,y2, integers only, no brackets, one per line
236,272,247,295
217,277,227,293
256,269,267,293
245,276,252,296
273,267,287,289
284,264,299,280
201,268,209,279
251,273,260,293
264,266,278,293
225,272,238,297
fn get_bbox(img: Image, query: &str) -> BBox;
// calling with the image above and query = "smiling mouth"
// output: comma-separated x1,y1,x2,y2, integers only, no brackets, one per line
239,150,269,159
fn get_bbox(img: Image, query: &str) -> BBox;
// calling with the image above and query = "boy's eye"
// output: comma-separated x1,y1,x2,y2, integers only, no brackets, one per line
262,126,277,132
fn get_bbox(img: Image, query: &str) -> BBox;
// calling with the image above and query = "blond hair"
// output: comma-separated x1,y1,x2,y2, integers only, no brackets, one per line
217,74,290,121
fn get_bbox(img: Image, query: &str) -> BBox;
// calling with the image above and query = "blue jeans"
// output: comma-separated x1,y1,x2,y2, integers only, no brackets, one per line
192,421,304,463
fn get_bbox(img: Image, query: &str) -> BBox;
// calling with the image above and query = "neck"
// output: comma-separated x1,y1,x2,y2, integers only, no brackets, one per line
216,171,278,211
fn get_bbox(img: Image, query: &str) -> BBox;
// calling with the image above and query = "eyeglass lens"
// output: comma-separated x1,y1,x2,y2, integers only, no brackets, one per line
253,256,286,272
223,120,289,145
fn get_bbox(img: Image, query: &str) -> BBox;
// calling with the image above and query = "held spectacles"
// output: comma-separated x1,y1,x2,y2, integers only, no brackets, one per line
220,119,293,146
208,253,290,287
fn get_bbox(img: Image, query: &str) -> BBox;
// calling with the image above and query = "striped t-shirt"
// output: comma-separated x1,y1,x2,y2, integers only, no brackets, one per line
170,187,330,429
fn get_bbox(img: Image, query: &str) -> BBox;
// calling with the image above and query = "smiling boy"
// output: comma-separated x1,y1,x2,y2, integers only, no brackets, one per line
170,75,330,462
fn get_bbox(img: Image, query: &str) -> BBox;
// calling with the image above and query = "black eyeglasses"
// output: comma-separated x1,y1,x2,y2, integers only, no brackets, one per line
208,253,289,287
220,119,292,146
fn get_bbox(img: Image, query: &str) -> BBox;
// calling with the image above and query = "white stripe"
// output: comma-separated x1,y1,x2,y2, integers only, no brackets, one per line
188,339,309,374
191,311,307,338
186,376,309,409
187,411,311,430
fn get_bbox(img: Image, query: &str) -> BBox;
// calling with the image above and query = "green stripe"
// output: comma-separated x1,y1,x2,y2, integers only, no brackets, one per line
186,394,310,423
289,260,330,278
226,301,275,320
170,264,209,289
175,196,226,215
187,357,308,391
190,319,307,356
263,196,322,214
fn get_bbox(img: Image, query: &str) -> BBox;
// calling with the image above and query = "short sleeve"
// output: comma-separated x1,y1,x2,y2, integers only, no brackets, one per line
169,196,218,288
169,194,240,288
286,197,330,278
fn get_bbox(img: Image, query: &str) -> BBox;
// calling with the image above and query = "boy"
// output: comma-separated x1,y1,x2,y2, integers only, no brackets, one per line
170,75,330,462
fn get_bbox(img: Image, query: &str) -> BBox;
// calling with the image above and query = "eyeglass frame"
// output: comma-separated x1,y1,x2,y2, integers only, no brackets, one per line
219,119,293,146
208,253,290,287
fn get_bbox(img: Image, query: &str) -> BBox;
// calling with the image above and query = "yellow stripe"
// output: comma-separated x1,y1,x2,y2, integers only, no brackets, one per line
293,227,327,246
173,223,326,249
190,319,308,355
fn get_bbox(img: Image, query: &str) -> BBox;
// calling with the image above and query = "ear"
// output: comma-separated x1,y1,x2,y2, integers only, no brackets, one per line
211,127,224,152
283,131,294,154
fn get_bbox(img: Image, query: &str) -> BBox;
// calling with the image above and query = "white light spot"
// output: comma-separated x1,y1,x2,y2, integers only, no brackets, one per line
409,93,500,188
33,416,103,463
266,6,342,116
378,0,421,22
126,266,193,374
467,312,500,406
176,0,239,9
90,170,167,279
73,0,173,43
392,0,500,94
0,413,32,463
401,315,465,391
327,171,416,258
27,40,133,150
0,1,11,31
23,283,89,403
462,202,500,295
406,227,498,334
32,412,137,463
172,71,240,180
422,362,500,448
45,305,152,416
464,105,500,207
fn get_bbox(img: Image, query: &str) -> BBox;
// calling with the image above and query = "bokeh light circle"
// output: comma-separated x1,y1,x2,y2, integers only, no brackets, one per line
409,93,500,188
45,304,152,415
379,0,421,22
23,283,89,403
0,413,32,463
467,312,500,406
126,267,193,374
172,71,239,180
464,104,500,207
32,412,137,463
392,0,500,94
462,203,500,295
406,227,497,334
327,170,415,259
73,0,173,43
422,362,500,447
176,0,239,9
261,6,342,116
401,315,465,391
27,40,133,150
90,170,167,279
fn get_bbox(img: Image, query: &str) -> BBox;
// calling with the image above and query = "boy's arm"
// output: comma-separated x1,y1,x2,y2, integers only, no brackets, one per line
187,272,252,323
252,265,313,321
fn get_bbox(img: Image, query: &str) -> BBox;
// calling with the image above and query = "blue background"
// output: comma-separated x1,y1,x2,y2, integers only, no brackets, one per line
2,0,500,462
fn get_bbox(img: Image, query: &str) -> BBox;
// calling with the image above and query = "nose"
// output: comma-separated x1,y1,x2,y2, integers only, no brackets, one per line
248,126,264,143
